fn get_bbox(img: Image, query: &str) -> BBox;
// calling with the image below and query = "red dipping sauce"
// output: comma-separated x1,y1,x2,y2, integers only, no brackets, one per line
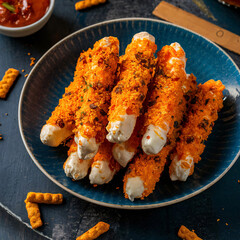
0,0,50,28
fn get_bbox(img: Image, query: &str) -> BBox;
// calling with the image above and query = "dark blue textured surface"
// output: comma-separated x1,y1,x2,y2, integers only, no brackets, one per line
1,0,240,239
19,18,240,208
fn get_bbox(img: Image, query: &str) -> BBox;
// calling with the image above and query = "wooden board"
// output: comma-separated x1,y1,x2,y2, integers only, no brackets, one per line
153,1,240,55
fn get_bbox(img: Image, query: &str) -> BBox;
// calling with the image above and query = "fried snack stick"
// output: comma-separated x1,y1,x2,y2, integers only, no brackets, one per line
169,80,225,181
141,43,187,155
178,225,202,240
106,32,157,143
25,201,43,229
0,68,19,98
76,222,110,240
75,0,106,10
89,140,121,185
112,117,142,167
40,49,91,147
74,37,119,160
64,139,92,180
25,192,63,204
123,74,197,201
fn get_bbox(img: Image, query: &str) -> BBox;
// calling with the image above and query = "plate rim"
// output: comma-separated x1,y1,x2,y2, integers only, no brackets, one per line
18,17,240,210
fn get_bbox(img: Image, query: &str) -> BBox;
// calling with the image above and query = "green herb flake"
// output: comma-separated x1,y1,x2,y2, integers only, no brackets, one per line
2,2,15,13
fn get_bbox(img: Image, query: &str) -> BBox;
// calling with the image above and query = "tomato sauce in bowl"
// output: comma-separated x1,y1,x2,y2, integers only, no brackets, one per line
0,0,50,28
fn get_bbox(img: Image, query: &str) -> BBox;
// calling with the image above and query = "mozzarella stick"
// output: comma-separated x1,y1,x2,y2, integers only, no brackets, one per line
89,140,121,185
112,117,142,167
169,80,225,181
142,43,187,155
63,139,92,180
40,50,91,147
123,74,197,201
74,37,119,160
106,32,157,143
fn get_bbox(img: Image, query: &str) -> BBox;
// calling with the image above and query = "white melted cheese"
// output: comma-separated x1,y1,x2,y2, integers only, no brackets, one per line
125,176,145,201
170,155,194,181
64,152,91,180
75,135,100,160
133,32,155,43
112,142,135,167
106,114,137,143
169,42,186,75
142,124,168,155
89,160,115,185
99,37,120,50
40,124,72,147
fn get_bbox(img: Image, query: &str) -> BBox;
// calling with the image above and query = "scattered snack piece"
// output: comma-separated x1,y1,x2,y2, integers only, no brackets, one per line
226,223,228,226
238,180,240,183
30,57,36,66
28,53,31,56
5,113,8,116
75,0,106,10
217,219,220,222
25,74,28,77
0,134,3,140
22,69,25,72
178,225,202,240
0,68,19,98
25,201,43,229
26,192,63,204
76,222,110,240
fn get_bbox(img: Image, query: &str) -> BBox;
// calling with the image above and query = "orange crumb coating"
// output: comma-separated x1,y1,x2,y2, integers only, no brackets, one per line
123,75,197,199
143,44,188,135
25,201,42,229
26,192,63,204
178,225,202,240
158,44,186,79
170,80,225,176
74,37,119,143
67,139,78,156
46,49,92,130
76,221,110,240
92,140,121,174
123,146,172,199
107,38,157,124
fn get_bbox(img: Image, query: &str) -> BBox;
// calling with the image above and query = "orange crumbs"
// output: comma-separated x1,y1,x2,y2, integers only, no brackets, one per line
74,37,119,143
107,38,157,123
92,140,121,174
30,57,36,66
46,49,92,129
24,74,28,77
175,80,225,167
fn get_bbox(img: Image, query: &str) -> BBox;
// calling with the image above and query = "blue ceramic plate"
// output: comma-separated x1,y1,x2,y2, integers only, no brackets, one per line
19,18,240,209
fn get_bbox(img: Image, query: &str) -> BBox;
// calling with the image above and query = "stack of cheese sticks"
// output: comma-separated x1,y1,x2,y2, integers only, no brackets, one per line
40,32,225,201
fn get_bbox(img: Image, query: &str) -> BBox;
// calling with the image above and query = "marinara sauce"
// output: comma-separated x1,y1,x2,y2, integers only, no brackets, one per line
0,0,50,27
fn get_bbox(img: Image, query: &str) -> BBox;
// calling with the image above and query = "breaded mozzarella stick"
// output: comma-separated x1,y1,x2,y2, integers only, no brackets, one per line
63,140,92,180
112,118,142,167
89,140,121,185
40,50,91,146
123,74,197,201
142,43,187,155
169,80,225,181
106,32,157,143
74,37,119,160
